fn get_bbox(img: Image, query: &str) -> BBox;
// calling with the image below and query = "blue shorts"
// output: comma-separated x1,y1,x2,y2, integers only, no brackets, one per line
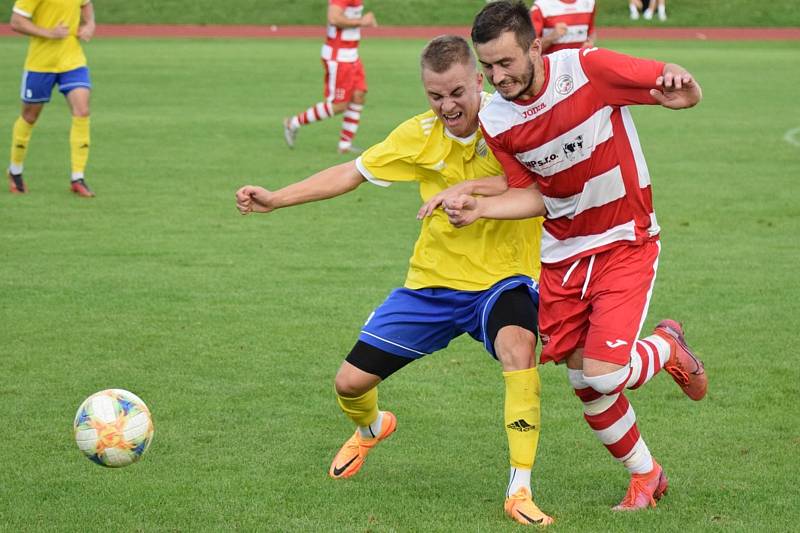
358,275,539,360
20,66,92,103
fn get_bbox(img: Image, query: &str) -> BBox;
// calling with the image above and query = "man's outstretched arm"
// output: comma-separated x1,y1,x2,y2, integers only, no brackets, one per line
444,185,546,228
235,160,366,215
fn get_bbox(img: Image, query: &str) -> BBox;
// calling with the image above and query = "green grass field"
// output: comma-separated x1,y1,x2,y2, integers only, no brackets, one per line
1,0,800,26
1,36,799,531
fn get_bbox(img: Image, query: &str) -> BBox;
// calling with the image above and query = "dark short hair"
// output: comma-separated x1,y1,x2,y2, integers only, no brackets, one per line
420,35,476,74
471,0,535,53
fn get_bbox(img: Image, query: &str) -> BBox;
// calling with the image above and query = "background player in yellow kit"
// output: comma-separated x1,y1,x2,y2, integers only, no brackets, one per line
237,35,554,526
7,0,96,197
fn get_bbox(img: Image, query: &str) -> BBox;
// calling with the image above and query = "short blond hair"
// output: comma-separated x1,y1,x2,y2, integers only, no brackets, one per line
420,35,477,74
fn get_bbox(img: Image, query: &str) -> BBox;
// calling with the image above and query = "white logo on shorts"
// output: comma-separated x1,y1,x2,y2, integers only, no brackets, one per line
605,339,628,349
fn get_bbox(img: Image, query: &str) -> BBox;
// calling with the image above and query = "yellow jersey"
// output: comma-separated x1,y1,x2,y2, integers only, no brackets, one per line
13,0,90,72
355,99,543,291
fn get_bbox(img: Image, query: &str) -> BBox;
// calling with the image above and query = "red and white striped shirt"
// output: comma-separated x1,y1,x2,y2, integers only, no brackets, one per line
479,48,665,266
530,0,596,53
322,0,363,63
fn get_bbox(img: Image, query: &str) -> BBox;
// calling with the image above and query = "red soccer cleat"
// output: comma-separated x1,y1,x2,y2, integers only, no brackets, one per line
70,178,95,198
329,411,397,479
8,170,26,193
612,460,669,511
654,319,707,400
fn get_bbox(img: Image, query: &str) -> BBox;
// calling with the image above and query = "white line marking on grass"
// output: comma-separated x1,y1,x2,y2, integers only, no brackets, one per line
784,127,800,147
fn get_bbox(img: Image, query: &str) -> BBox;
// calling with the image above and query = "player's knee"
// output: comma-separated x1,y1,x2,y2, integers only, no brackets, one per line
334,371,369,397
495,326,537,371
21,108,42,124
582,366,629,394
352,91,366,105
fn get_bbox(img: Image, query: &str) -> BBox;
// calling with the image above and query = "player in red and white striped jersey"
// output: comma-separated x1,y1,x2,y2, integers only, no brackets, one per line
529,0,596,54
461,1,707,513
283,0,377,154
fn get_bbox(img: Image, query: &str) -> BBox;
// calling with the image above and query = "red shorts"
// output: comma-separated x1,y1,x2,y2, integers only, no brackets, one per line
539,240,661,366
323,59,367,104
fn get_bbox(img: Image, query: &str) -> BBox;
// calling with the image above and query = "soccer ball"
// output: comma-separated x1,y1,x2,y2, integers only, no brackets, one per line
73,389,154,467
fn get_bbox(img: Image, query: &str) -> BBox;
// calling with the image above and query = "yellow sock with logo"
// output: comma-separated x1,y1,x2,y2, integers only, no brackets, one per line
504,367,542,470
336,387,381,437
10,116,34,172
70,116,90,179
504,367,542,496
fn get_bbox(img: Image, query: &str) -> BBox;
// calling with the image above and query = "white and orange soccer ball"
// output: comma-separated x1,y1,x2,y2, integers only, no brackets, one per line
73,389,154,467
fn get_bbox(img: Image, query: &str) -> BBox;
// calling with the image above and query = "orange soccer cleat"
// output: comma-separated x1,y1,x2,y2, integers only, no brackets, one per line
612,460,669,511
655,319,707,401
504,487,554,526
8,170,26,193
328,411,397,479
70,178,95,198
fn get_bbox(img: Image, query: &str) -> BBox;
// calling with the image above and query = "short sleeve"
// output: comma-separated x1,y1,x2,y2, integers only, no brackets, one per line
356,118,422,186
481,124,535,189
579,47,666,106
13,0,40,17
329,0,351,9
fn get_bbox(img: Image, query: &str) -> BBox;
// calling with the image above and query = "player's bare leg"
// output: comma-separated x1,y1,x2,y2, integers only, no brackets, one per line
495,325,553,526
337,90,365,154
65,88,94,197
7,102,43,194
329,361,396,479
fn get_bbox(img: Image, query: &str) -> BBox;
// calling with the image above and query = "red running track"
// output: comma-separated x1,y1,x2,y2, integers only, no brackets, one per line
0,24,799,40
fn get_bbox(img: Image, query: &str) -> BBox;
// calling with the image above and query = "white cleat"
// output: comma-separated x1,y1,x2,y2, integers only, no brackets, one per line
283,118,297,149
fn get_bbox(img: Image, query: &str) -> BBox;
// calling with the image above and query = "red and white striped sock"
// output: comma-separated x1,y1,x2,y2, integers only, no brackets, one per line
338,103,363,150
290,101,334,129
626,334,672,390
570,370,654,474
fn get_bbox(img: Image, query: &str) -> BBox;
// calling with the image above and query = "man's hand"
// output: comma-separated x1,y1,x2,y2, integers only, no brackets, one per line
235,185,276,215
417,182,473,220
650,64,703,109
49,23,70,39
554,22,568,37
361,11,378,27
78,21,95,42
443,195,482,228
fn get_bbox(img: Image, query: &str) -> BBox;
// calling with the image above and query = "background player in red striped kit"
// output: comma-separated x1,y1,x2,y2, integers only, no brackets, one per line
529,0,596,54
456,1,707,512
283,0,377,154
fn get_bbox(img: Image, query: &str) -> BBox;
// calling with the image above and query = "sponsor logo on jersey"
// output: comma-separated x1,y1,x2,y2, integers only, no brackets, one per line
521,152,559,171
562,135,584,161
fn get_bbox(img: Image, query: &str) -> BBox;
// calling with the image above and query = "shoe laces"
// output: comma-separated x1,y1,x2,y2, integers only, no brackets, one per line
664,362,690,385
620,476,656,508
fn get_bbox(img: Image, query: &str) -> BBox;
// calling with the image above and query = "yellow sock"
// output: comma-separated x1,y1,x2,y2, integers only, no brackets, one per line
504,367,542,469
70,116,90,177
336,387,379,428
10,116,34,169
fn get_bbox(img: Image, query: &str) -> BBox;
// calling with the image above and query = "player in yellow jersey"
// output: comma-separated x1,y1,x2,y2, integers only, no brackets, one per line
7,0,96,197
236,36,554,526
